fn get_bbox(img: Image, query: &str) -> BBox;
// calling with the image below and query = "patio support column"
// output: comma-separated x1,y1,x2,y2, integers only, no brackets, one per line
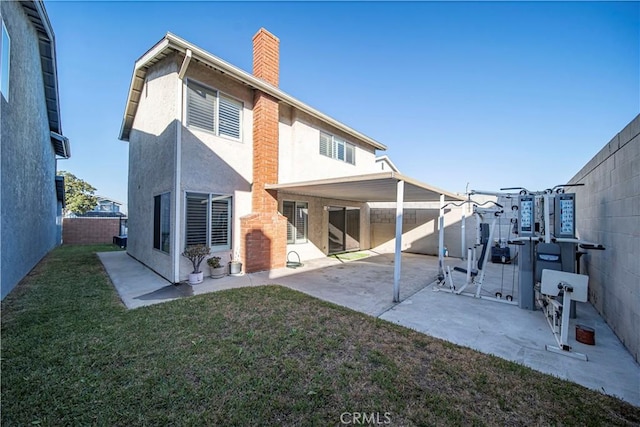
438,194,445,278
393,180,404,303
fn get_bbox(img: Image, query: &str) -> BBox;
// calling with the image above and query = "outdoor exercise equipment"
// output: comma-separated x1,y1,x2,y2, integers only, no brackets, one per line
503,184,605,360
539,269,590,360
435,184,606,360
435,199,518,304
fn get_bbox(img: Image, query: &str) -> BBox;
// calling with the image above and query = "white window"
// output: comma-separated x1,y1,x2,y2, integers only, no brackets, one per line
185,193,232,250
1,19,10,101
186,80,242,140
319,131,355,165
283,201,308,244
153,193,171,253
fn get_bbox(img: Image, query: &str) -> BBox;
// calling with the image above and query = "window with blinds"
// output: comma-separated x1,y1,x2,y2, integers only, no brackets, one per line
186,80,242,141
319,131,355,165
185,193,232,250
186,81,215,132
218,95,242,139
186,194,208,246
283,201,308,244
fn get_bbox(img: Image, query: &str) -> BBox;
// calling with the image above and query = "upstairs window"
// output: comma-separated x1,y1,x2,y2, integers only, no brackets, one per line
283,201,308,244
185,193,232,250
1,19,10,101
186,80,242,140
319,131,355,165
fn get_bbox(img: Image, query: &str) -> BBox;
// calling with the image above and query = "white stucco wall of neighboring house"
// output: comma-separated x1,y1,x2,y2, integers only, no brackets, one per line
127,54,179,281
278,106,379,183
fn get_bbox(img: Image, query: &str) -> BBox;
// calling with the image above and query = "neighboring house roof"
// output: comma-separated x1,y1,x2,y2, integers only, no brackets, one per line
21,1,70,158
118,32,387,151
376,155,400,173
96,196,123,206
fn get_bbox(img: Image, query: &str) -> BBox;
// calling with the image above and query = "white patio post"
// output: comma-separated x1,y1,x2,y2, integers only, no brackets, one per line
393,180,405,302
438,194,445,277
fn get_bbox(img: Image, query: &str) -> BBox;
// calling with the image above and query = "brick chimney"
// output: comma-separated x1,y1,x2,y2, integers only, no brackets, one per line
252,28,279,86
240,28,287,273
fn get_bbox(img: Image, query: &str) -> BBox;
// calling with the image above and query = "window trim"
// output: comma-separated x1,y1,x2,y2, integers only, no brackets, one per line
319,131,356,165
153,192,171,254
1,18,10,102
184,78,243,142
283,200,309,244
184,192,232,251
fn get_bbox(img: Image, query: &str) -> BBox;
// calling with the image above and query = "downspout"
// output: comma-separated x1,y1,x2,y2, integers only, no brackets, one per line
172,49,192,283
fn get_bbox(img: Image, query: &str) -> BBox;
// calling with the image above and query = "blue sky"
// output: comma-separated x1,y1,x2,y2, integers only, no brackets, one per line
47,1,639,211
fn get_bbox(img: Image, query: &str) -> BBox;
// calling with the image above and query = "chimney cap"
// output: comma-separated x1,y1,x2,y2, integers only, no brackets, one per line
253,27,280,43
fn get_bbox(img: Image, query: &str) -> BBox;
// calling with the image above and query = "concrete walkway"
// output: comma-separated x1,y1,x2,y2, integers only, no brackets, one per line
98,250,639,406
97,250,438,314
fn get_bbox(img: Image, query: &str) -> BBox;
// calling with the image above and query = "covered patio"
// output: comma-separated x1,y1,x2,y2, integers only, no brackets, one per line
267,171,465,302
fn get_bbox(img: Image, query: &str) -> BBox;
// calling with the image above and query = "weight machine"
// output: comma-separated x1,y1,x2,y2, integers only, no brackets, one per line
435,199,518,305
503,184,605,359
435,184,605,360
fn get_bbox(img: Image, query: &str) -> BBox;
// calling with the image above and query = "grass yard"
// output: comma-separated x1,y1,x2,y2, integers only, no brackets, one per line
2,245,639,426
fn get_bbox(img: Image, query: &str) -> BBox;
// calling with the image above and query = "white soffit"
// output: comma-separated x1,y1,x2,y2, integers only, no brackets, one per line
266,172,465,203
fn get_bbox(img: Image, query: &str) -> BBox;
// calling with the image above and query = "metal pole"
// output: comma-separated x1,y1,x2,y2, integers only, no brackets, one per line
461,211,466,260
393,180,405,303
544,193,552,244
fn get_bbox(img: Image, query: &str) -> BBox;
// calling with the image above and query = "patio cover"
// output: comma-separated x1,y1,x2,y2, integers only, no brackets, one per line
267,171,466,302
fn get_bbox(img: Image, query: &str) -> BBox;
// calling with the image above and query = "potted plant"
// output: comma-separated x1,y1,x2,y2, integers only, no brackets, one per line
207,256,226,279
229,251,243,276
182,245,210,284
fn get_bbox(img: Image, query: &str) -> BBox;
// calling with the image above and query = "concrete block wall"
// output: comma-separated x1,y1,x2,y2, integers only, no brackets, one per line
371,209,417,225
371,198,515,259
63,218,121,245
567,114,639,362
371,206,473,257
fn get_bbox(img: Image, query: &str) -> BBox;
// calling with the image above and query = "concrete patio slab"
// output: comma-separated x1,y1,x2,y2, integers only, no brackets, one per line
380,282,640,407
98,250,639,406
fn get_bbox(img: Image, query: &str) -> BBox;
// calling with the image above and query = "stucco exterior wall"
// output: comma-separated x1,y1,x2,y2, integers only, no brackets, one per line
278,193,371,260
178,61,255,279
126,50,384,280
278,106,379,183
0,2,59,299
127,54,178,281
567,114,639,362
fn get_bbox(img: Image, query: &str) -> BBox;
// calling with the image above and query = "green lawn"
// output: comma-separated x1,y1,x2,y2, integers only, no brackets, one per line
2,245,638,426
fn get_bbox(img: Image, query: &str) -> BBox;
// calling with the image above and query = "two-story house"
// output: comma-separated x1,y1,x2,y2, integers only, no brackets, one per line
1,0,70,299
119,29,461,285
